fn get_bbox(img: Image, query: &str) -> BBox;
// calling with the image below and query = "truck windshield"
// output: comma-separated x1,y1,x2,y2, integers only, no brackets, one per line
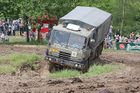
51,30,86,49
68,34,86,49
52,30,70,46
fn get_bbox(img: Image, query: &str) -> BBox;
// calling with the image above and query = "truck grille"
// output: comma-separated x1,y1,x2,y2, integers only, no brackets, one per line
59,51,71,60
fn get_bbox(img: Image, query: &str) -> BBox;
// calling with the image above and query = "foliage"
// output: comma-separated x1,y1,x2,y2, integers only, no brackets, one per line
0,0,140,36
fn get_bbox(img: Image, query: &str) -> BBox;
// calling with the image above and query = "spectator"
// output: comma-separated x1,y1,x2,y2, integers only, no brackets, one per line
31,21,37,40
4,21,9,34
136,32,140,39
104,25,113,49
115,34,120,42
119,35,123,42
7,22,12,36
134,35,140,44
129,32,135,41
0,20,4,34
19,18,24,36
12,20,16,36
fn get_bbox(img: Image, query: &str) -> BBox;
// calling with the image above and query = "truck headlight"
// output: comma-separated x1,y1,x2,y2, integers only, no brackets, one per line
49,58,52,61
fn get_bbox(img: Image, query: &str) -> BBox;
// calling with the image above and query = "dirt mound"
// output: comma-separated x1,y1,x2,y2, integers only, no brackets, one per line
70,77,83,84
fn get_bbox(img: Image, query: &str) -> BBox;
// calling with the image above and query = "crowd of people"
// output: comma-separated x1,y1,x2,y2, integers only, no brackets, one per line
0,19,26,42
0,15,58,42
114,32,140,44
104,26,140,49
0,19,25,37
29,15,57,41
1,18,140,48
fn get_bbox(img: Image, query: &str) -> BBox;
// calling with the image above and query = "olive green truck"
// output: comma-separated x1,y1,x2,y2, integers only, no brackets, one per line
45,6,112,73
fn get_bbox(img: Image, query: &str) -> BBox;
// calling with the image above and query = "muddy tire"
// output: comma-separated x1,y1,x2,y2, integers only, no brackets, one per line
95,47,100,58
48,62,56,73
99,42,104,55
48,62,63,73
81,60,89,73
95,42,104,58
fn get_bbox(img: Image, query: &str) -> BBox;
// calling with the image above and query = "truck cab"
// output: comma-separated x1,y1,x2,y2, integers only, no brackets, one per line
45,6,112,72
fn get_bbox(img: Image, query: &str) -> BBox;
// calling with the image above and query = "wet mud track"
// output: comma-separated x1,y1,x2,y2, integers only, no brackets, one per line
0,45,140,93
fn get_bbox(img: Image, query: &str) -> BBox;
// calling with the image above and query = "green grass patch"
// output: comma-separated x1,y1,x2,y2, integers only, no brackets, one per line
49,64,123,79
9,36,26,43
0,53,42,74
0,53,40,67
0,36,48,45
0,65,16,74
83,64,115,77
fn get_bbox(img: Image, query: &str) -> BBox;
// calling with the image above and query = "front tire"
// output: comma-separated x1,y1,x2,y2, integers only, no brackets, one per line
81,59,90,73
48,62,56,73
48,62,63,73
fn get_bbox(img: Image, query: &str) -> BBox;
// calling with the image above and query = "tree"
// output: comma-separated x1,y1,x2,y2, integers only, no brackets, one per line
0,0,140,37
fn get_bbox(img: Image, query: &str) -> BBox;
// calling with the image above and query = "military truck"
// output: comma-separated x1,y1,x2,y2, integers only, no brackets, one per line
45,6,112,73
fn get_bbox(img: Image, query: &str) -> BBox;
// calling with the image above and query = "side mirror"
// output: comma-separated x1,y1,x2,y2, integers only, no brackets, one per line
89,39,95,48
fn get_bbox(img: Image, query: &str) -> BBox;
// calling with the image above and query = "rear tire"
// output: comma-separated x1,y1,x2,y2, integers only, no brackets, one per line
95,42,103,58
99,42,104,55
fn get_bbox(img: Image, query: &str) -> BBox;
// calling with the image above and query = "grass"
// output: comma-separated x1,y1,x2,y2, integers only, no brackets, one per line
0,36,26,45
9,36,26,43
0,53,41,74
0,65,16,74
0,36,48,45
83,64,116,77
49,63,123,79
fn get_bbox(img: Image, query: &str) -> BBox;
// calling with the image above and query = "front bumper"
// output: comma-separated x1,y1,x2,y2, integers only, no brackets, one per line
45,55,86,70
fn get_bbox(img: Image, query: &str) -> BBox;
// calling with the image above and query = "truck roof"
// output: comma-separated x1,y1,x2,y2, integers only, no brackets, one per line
60,6,112,27
53,24,93,37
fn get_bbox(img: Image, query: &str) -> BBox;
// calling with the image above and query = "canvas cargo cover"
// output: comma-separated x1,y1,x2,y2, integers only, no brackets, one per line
60,6,112,27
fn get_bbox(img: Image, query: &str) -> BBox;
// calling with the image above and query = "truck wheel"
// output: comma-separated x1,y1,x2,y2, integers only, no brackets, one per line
48,62,56,73
95,48,100,58
99,42,104,55
95,42,103,58
81,59,89,73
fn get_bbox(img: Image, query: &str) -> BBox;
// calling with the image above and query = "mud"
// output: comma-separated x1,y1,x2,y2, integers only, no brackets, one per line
0,45,140,93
